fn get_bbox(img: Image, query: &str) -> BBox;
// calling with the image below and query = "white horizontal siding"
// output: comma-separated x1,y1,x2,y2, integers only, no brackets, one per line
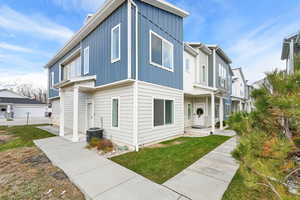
63,89,74,131
51,99,60,126
137,81,184,145
93,84,134,146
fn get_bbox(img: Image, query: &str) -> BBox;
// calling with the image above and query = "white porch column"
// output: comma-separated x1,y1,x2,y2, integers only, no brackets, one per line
239,101,243,111
211,93,215,134
72,86,79,142
59,88,65,136
219,97,224,130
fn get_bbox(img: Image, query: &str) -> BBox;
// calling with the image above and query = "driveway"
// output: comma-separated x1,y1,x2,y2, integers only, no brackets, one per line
0,117,51,126
34,137,187,200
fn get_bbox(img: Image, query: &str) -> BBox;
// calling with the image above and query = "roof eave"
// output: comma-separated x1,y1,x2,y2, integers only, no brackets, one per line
44,0,125,69
141,0,189,18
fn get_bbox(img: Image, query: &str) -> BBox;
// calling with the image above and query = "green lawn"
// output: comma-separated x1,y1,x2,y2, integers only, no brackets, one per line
111,135,230,184
0,125,55,152
222,168,274,200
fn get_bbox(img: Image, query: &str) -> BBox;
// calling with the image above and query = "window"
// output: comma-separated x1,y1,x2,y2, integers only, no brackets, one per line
202,65,206,82
62,56,81,81
111,24,120,63
84,47,89,75
150,31,174,71
188,104,192,120
218,64,227,88
185,58,190,73
215,103,220,118
50,72,54,88
112,98,119,128
153,99,174,127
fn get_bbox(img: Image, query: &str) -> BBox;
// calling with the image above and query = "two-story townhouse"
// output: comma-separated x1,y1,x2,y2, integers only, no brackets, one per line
281,31,300,74
183,43,233,133
231,68,247,112
207,45,233,129
46,0,189,151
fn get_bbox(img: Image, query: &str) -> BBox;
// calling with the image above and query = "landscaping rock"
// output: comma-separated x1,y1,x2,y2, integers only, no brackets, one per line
21,154,50,166
51,171,68,180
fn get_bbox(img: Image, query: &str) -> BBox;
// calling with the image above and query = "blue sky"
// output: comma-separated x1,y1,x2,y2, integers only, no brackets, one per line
0,0,300,88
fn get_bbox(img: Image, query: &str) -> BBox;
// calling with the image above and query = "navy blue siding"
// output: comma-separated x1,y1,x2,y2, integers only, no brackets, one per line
82,3,128,86
48,44,80,98
135,0,183,90
131,5,136,79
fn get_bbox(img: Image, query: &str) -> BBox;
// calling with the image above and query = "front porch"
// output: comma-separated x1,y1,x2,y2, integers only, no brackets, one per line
184,90,227,134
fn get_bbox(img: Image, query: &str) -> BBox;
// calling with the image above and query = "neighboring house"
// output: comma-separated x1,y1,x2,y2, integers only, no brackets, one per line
245,84,254,112
0,89,46,119
46,0,189,150
231,68,247,112
183,43,233,131
281,31,300,74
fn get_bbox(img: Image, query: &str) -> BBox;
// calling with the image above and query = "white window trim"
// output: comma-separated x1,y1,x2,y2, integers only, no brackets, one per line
111,24,121,63
111,97,120,129
51,72,54,89
84,46,90,75
152,96,175,129
59,48,81,82
149,30,174,72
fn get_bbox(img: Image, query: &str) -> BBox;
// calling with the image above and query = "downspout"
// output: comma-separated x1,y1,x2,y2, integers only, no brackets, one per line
129,0,139,151
213,49,216,88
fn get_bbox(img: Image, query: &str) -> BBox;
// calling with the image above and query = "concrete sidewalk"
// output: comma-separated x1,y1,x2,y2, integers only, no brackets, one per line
163,137,239,200
34,137,186,200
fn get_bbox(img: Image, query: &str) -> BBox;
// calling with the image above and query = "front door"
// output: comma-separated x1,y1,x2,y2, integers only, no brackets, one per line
193,103,205,126
87,103,93,129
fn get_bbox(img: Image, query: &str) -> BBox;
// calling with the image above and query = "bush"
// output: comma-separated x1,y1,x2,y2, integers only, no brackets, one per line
86,137,101,149
215,120,226,128
97,139,113,152
227,112,250,135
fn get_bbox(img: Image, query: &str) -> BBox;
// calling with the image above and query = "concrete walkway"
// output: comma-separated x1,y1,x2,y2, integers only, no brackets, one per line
34,137,186,200
163,137,239,200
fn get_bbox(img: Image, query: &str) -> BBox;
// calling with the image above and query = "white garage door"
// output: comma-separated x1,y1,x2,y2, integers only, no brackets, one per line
14,105,46,118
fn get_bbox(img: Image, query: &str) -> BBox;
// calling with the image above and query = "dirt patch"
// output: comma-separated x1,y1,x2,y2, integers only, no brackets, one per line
148,140,184,148
0,130,7,134
0,134,14,144
0,147,85,200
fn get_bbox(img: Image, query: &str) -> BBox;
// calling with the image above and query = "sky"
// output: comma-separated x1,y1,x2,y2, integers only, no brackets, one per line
0,0,299,89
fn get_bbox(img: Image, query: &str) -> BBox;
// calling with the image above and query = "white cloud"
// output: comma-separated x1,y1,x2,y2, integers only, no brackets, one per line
0,71,47,89
0,42,34,53
0,42,52,57
226,17,300,83
52,0,105,12
0,5,74,43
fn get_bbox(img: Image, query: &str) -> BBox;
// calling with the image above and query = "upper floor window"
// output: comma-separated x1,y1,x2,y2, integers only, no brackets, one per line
185,58,190,73
111,24,121,63
202,65,206,82
150,31,174,71
218,64,227,88
83,46,89,75
62,55,81,81
50,72,54,88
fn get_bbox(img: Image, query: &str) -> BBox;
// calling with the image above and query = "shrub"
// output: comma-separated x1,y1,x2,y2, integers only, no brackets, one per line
97,139,113,152
86,137,101,149
215,120,226,128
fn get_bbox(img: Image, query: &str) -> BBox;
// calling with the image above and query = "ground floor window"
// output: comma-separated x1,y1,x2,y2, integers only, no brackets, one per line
112,98,119,128
188,104,192,120
154,99,174,127
215,103,220,118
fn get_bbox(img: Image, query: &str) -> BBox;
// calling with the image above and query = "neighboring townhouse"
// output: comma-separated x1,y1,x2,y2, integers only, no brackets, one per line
281,31,300,74
245,84,254,112
0,89,46,119
183,43,233,132
46,0,189,150
231,68,247,112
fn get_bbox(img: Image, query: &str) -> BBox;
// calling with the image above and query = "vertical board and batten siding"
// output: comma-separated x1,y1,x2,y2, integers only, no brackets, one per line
131,5,137,79
134,0,184,90
48,44,81,98
137,81,184,145
93,84,134,146
81,2,128,86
